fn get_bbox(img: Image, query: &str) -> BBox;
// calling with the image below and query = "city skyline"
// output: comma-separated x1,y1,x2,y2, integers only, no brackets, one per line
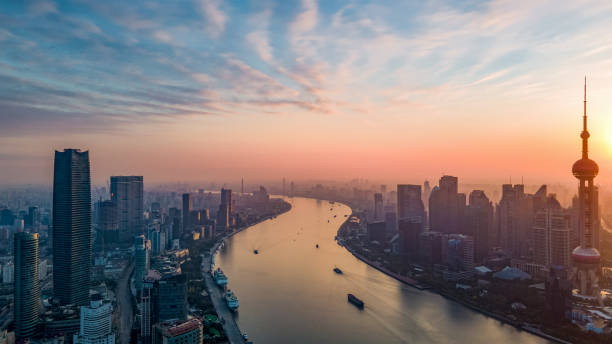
3,1,612,184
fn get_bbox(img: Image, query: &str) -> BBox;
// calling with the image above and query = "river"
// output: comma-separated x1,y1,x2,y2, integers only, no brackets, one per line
214,197,548,344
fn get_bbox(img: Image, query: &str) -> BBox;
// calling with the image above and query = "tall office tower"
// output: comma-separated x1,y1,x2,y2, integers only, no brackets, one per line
495,184,532,258
14,232,40,340
533,203,571,269
396,185,425,221
398,217,422,258
428,176,465,234
153,319,203,344
373,193,383,221
141,270,162,344
25,206,39,228
182,193,192,232
569,80,602,300
134,235,150,292
97,200,118,246
221,188,233,215
110,176,144,241
53,149,92,306
168,207,181,240
73,294,115,344
465,190,494,263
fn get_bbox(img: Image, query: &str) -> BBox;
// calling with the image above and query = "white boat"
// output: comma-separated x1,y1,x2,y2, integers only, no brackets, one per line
225,289,239,311
213,268,228,287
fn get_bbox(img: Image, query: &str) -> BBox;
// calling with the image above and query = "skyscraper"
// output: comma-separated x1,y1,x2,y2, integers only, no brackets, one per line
373,193,383,221
396,185,425,221
182,193,192,233
466,190,494,263
495,184,532,258
569,79,601,300
53,149,92,306
14,232,39,340
429,176,465,234
533,204,570,269
110,176,144,241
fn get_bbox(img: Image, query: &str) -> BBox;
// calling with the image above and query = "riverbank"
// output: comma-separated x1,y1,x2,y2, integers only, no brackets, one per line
334,203,571,344
203,199,292,344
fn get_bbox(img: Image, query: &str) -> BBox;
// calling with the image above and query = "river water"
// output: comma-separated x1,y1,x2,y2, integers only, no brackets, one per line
215,197,548,344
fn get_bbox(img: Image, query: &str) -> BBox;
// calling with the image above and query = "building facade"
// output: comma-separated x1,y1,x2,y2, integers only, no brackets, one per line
14,232,40,340
110,176,144,241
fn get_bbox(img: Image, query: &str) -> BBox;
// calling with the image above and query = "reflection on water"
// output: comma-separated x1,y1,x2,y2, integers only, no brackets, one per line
215,197,548,344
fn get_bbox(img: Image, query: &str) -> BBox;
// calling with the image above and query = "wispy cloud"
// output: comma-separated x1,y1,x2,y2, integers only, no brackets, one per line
199,0,228,38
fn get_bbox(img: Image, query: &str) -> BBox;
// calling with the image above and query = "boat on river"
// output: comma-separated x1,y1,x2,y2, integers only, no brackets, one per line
348,294,364,309
333,267,343,274
225,289,239,311
213,268,228,287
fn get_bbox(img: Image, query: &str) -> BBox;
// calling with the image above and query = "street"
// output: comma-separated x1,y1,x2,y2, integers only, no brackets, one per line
116,262,135,344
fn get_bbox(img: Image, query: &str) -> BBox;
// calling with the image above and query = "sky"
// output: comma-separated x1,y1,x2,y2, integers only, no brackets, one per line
2,0,612,186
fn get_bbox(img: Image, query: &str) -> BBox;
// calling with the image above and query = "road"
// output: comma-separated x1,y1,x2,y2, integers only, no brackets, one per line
116,262,135,344
203,242,244,344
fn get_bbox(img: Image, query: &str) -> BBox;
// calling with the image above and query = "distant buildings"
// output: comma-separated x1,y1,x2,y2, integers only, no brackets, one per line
217,188,233,229
398,217,422,258
367,221,386,243
429,176,465,234
182,193,192,233
53,148,92,306
14,232,39,340
73,294,115,344
111,176,144,241
495,184,532,258
97,200,118,246
134,235,151,292
396,185,425,221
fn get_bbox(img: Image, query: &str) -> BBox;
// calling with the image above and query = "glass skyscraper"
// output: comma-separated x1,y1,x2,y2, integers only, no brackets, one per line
53,149,92,306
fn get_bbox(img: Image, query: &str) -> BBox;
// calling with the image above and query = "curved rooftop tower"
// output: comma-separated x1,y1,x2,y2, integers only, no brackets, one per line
570,78,601,301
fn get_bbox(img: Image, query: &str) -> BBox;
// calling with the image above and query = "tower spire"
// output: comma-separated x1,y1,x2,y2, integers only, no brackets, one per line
581,76,589,159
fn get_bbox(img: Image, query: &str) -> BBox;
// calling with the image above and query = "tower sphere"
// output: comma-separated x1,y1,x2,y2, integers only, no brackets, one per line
572,158,599,179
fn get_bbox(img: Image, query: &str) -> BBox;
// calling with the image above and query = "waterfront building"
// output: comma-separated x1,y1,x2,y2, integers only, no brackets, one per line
53,148,92,306
418,231,445,265
111,176,144,241
384,211,398,239
569,79,602,301
445,234,474,272
398,217,422,258
396,185,425,221
73,294,115,344
465,190,494,263
152,319,202,344
14,232,40,340
367,221,387,243
182,193,192,232
428,176,465,234
373,193,383,221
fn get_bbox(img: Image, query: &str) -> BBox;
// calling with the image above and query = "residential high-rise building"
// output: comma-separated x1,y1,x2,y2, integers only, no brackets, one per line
14,232,40,340
141,271,162,344
221,188,233,215
533,198,570,269
153,319,202,344
466,190,494,263
53,148,92,306
429,176,465,234
110,176,144,241
569,79,602,300
445,234,474,271
396,185,425,222
73,294,115,344
182,193,192,233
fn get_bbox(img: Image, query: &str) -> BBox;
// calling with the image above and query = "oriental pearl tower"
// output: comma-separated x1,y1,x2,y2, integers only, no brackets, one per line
569,78,601,301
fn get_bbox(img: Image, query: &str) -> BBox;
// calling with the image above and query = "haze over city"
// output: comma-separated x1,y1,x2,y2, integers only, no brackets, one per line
3,1,612,184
